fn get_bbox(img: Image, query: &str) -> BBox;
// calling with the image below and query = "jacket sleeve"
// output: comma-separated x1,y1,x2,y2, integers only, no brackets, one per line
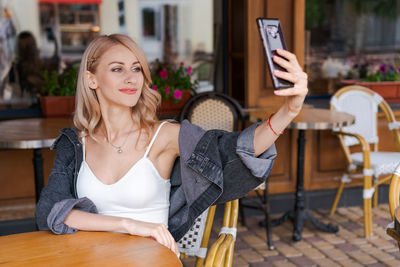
179,120,277,205
34,133,98,234
217,121,276,203
236,121,277,179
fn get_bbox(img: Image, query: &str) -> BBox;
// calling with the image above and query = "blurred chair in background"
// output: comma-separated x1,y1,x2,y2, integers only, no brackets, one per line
329,85,400,237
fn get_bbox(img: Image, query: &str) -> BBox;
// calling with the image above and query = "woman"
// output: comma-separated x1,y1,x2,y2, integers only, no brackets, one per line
16,31,59,97
35,34,308,255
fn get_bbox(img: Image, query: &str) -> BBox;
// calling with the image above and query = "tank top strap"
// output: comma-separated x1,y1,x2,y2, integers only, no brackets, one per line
81,132,86,161
144,121,168,158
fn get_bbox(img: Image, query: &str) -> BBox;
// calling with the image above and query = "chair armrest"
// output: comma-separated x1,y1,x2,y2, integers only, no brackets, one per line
332,131,371,169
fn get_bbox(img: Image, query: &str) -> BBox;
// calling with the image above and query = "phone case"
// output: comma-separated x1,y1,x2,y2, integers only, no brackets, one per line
256,18,294,89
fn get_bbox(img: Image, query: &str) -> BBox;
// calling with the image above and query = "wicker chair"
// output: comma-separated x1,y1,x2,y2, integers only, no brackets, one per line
177,92,243,266
329,85,400,237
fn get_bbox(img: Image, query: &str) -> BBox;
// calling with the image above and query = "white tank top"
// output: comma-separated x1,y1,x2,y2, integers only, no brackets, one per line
77,121,171,227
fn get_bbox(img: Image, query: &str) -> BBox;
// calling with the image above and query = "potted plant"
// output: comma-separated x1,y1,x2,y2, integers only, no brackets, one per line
342,56,400,102
40,66,78,117
150,60,198,116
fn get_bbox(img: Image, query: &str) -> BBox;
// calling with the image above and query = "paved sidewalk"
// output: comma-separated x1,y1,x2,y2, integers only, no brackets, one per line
182,204,400,266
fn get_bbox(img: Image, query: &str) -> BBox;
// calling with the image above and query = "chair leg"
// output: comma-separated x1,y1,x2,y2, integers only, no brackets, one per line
363,197,373,237
330,181,345,215
263,181,274,250
363,176,373,237
238,199,246,226
372,180,378,208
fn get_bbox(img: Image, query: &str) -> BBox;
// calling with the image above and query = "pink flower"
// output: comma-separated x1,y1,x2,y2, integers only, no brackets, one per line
379,64,387,73
159,69,168,79
164,86,170,94
173,89,182,99
187,66,192,76
152,85,157,91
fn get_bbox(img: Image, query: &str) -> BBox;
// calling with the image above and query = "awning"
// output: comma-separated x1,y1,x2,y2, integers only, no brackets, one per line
39,0,102,4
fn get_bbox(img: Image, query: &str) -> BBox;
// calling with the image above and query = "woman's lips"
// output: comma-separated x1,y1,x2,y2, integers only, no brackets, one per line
119,88,138,95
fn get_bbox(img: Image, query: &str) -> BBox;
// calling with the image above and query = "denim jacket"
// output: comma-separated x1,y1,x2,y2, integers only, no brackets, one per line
35,120,276,241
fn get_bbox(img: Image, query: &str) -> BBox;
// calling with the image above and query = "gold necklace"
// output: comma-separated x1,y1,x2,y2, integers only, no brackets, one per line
106,124,134,153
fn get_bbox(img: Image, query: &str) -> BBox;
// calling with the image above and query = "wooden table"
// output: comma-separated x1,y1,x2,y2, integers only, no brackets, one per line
247,107,355,241
0,231,182,266
0,118,72,202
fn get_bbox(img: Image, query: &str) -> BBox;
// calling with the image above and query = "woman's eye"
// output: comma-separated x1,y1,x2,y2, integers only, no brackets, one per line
112,67,122,72
132,67,142,72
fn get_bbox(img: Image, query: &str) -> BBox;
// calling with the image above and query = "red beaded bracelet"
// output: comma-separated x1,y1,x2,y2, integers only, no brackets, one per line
267,113,284,136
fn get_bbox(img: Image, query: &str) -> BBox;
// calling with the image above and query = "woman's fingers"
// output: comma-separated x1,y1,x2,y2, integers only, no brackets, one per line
152,224,179,254
273,69,307,86
273,49,302,73
272,55,293,72
154,224,169,247
276,48,300,66
172,241,179,255
274,86,307,96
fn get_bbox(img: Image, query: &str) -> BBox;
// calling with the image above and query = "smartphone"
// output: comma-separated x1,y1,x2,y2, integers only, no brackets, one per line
256,18,294,89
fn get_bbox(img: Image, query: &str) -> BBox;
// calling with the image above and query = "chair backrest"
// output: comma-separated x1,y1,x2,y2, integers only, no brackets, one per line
177,92,243,266
179,91,245,132
389,163,400,220
330,85,400,151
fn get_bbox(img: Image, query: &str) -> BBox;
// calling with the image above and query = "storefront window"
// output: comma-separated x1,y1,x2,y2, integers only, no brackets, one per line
41,3,100,54
0,0,214,112
305,0,400,95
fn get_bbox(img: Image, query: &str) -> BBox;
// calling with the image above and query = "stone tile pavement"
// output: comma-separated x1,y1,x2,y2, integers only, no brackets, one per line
181,204,400,266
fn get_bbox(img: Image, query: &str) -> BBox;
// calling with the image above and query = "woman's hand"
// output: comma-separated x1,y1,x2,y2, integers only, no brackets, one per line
272,48,308,116
122,219,179,255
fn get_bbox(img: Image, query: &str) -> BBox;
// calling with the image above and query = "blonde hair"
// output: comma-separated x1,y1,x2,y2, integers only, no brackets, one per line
73,34,161,142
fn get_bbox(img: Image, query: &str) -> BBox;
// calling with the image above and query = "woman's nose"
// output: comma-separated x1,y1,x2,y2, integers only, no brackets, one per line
125,72,137,84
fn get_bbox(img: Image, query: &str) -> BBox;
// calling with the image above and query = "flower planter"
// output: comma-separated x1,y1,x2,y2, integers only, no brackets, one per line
157,90,191,117
341,80,400,103
40,95,75,117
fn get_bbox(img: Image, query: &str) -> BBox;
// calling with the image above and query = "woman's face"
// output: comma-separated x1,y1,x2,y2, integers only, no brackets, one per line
87,44,144,108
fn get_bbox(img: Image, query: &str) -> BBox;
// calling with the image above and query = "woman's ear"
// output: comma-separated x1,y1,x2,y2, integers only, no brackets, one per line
86,71,98,89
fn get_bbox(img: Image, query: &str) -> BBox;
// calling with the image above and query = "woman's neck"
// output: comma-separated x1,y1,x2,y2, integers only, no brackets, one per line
100,108,138,144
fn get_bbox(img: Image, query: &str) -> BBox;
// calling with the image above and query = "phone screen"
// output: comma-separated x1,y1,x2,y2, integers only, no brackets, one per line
256,18,294,89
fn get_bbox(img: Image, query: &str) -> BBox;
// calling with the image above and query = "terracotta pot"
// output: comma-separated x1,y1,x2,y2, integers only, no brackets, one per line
341,80,400,103
157,90,191,117
40,96,75,117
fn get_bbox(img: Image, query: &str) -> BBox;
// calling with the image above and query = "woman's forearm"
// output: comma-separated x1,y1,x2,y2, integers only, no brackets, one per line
253,104,297,157
64,209,128,232
64,209,179,254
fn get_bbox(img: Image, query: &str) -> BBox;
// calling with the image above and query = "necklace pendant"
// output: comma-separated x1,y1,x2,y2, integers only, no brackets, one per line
117,147,123,153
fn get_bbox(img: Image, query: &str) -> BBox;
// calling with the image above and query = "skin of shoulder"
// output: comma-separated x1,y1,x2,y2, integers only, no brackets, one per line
146,121,181,179
154,121,181,157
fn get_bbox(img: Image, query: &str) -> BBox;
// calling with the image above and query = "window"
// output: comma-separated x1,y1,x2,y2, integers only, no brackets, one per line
142,8,159,39
305,0,400,95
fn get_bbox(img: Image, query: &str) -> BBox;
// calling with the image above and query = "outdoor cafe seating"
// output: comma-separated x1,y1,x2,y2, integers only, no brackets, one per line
329,85,400,237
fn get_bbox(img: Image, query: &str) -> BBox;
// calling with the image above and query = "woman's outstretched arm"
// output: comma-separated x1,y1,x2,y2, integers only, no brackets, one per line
254,49,308,156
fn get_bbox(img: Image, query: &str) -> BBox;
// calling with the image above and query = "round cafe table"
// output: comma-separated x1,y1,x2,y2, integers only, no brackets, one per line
0,118,72,202
0,231,182,266
247,107,355,241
